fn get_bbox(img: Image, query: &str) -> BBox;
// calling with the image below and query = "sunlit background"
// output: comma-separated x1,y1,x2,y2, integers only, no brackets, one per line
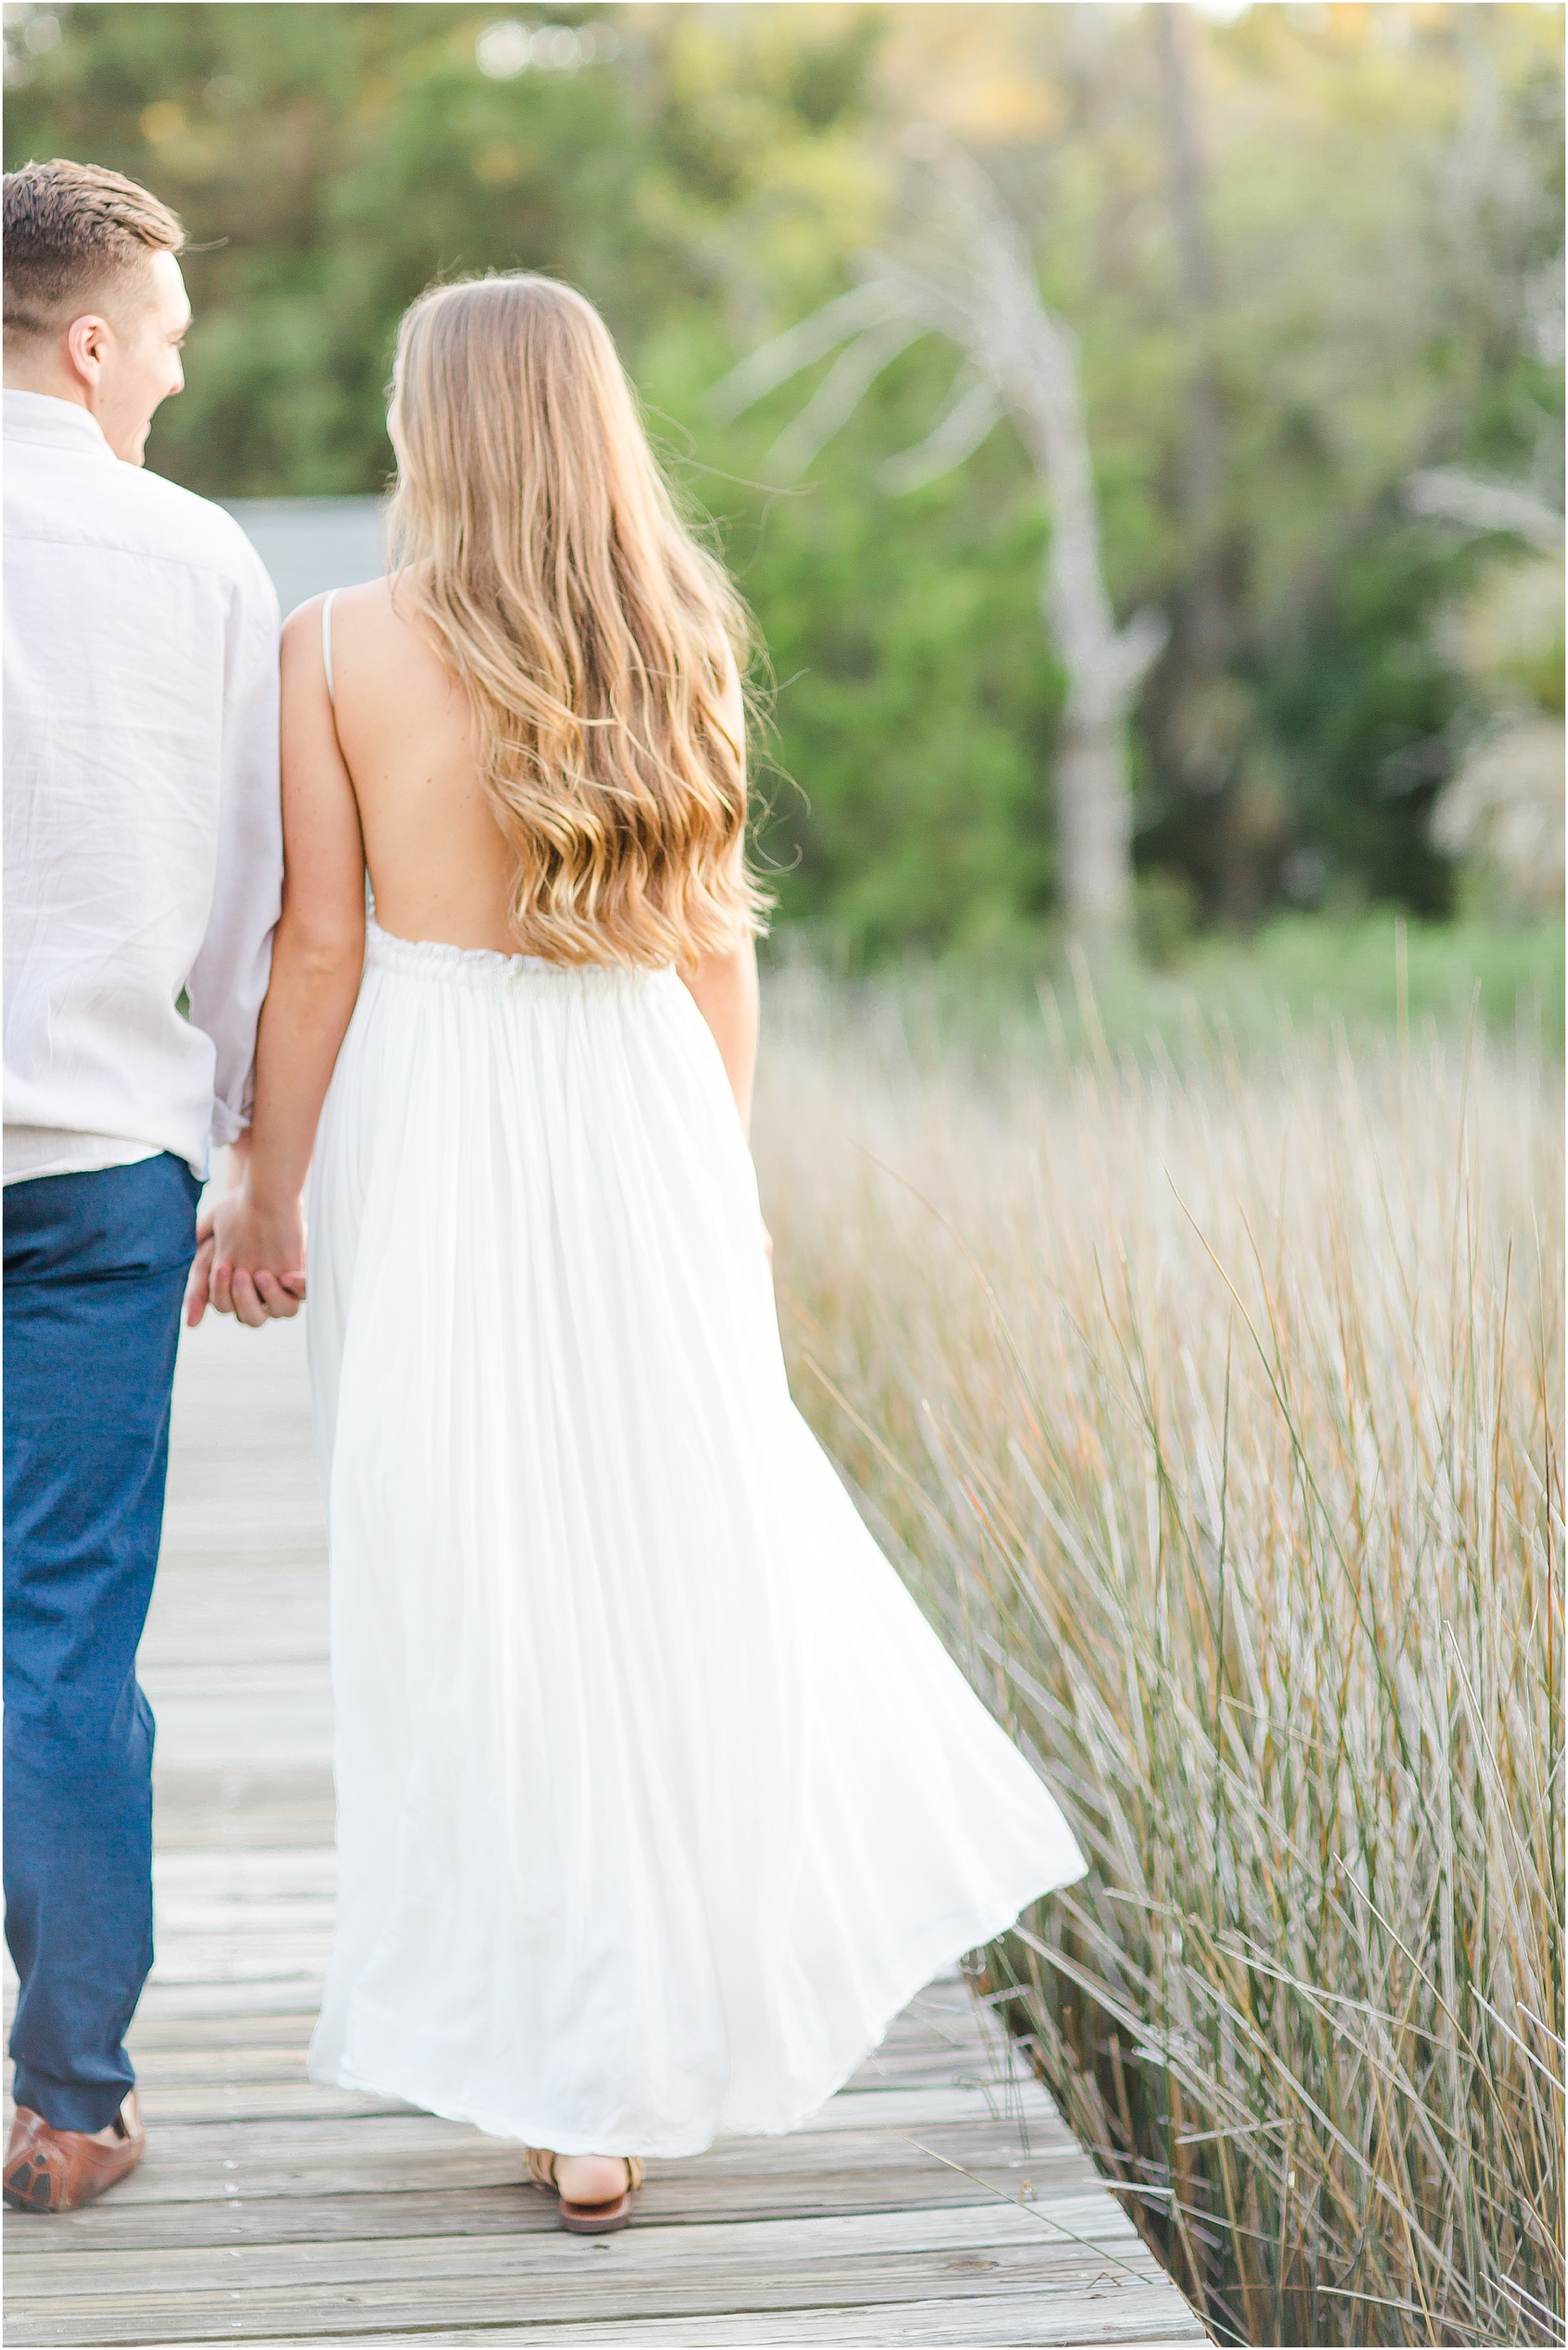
3,0,1562,1033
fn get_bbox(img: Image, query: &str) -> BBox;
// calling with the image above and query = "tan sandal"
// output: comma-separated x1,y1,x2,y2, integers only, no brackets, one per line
525,2146,644,2233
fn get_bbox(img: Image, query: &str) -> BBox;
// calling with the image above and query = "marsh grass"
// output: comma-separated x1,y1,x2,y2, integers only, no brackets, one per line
761,911,1565,1067
754,972,1563,2347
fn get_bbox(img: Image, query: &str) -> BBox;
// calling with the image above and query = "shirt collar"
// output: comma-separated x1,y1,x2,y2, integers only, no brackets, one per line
3,389,116,459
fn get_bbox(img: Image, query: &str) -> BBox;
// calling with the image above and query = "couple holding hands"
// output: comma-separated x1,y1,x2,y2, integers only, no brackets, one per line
3,158,1082,2231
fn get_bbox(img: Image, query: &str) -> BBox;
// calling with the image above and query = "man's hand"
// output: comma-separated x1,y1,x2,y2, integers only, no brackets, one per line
185,1212,217,1328
186,1175,307,1330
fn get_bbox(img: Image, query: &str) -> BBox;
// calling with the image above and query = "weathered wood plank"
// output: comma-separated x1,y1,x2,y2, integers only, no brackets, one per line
117,1990,990,2070
159,2306,1201,2350
9,2247,1176,2347
1,2147,1121,2259
122,1980,327,2025
88,2083,416,2128
93,2040,1006,2110
6,2211,1189,2345
152,1770,338,1853
139,1942,335,1986
7,2191,1141,2296
117,2015,990,2067
118,2000,998,2071
62,2113,1090,2216
95,2049,1009,2120
9,2293,1203,2350
125,2016,321,2056
12,2274,1213,2350
72,2081,1069,2170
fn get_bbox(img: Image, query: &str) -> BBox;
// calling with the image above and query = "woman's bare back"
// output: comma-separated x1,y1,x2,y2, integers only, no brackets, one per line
275,566,759,1131
287,575,520,956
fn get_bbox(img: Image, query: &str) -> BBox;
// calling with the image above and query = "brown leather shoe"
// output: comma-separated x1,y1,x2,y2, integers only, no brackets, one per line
3,2094,145,2212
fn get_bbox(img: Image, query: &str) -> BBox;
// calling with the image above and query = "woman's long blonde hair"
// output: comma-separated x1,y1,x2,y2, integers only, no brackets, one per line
388,273,767,966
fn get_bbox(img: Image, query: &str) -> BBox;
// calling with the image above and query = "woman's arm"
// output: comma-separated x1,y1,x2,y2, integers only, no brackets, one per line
681,930,760,1135
191,599,367,1328
679,659,760,1136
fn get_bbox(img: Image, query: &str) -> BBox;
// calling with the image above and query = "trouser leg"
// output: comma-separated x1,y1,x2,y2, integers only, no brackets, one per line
3,1155,199,2132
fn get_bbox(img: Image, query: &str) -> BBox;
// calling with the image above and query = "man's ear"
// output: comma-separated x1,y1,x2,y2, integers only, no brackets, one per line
63,312,112,392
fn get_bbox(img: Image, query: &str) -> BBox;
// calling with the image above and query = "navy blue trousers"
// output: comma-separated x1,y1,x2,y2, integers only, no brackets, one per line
4,1154,199,2131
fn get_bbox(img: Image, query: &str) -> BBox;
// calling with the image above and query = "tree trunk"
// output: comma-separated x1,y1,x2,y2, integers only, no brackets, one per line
1153,1,1227,671
1008,330,1144,943
1055,718,1134,933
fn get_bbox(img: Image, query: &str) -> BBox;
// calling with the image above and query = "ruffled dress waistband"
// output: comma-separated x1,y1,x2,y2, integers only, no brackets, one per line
364,916,664,995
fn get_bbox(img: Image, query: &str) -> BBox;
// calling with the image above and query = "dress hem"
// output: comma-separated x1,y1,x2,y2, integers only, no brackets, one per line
306,1846,1087,2159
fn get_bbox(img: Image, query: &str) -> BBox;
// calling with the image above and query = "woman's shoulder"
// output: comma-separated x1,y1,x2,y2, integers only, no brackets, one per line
280,577,442,689
282,575,392,639
280,572,464,737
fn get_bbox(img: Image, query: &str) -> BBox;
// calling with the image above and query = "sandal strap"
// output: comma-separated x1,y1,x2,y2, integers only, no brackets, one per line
524,2147,642,2196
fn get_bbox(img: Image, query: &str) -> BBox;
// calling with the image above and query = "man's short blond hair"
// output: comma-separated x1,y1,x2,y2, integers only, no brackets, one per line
3,158,185,344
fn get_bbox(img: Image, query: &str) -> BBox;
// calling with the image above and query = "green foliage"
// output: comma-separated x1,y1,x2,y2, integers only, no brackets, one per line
688,403,1065,954
769,911,1565,1073
5,2,1561,959
1132,868,1199,970
1258,518,1485,918
4,3,672,491
1112,909,1566,1060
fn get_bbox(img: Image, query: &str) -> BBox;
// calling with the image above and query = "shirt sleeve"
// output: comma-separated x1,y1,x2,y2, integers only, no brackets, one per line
185,545,283,1150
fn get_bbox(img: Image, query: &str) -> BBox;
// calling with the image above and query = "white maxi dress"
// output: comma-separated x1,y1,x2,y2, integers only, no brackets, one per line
305,918,1086,2157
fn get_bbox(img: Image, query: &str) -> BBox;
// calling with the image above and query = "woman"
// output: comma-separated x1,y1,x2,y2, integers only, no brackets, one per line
197,274,1085,2233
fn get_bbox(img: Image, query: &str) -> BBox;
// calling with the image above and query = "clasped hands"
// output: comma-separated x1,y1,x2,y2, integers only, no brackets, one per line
185,1135,308,1330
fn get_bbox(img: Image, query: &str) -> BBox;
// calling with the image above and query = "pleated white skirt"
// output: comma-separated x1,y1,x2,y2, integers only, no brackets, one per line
305,919,1085,2156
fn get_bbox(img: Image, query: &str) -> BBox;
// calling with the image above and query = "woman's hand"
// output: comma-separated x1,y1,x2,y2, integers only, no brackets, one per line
186,1179,308,1329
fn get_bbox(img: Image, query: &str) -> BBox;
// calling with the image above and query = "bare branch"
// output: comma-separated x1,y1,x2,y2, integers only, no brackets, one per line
1406,468,1565,553
1058,610,1171,736
859,251,981,356
1110,607,1173,709
705,283,893,422
767,317,925,481
904,135,1038,291
880,370,1002,493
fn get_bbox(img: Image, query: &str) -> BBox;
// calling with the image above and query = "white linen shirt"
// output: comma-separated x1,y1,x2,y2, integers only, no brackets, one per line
3,390,282,1183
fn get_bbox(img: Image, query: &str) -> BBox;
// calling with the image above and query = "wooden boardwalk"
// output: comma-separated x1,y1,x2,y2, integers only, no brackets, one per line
6,1312,1205,2349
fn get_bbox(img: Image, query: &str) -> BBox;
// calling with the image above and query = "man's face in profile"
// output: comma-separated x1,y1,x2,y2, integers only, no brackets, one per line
90,247,190,464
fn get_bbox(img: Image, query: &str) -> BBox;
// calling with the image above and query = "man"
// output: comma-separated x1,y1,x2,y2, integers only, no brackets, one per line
3,159,284,2211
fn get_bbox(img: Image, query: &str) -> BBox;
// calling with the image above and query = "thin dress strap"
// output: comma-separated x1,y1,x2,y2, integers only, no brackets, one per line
321,590,337,706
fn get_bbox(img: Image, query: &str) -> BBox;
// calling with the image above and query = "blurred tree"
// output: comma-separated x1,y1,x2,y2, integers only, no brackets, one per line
1412,456,1565,920
708,137,1166,942
3,3,682,491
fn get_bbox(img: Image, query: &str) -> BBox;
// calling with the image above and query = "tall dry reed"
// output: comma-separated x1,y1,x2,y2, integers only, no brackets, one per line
754,977,1563,2347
